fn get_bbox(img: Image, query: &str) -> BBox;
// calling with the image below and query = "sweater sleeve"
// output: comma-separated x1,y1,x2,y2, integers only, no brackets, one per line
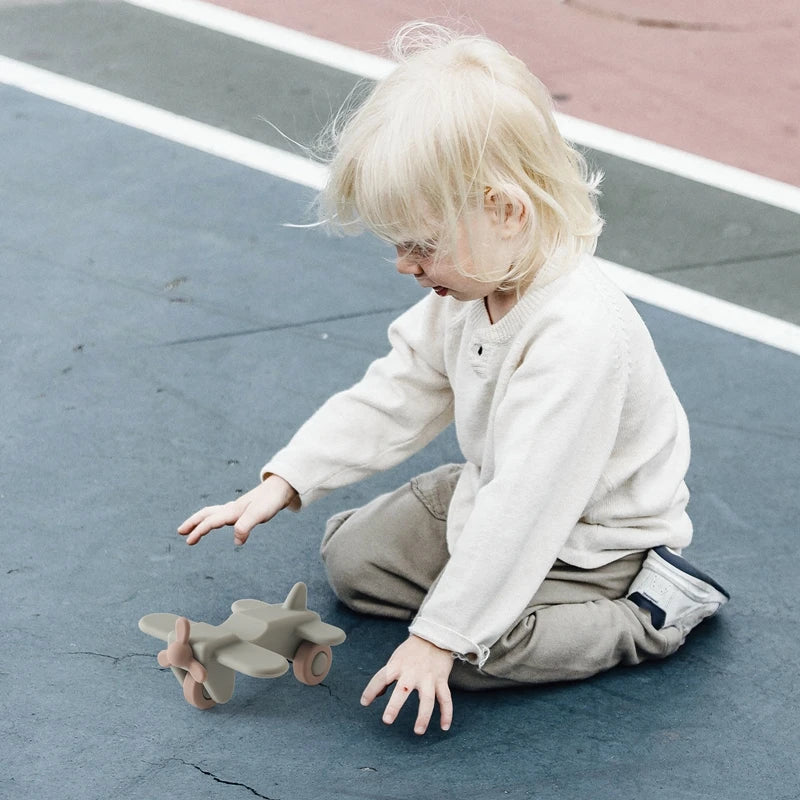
261,294,455,506
409,298,630,665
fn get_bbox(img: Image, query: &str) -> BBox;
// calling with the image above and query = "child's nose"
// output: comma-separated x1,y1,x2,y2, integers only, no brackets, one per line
395,248,423,276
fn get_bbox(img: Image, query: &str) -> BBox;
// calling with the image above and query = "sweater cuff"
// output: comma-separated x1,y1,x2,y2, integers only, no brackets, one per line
409,616,490,668
261,453,352,508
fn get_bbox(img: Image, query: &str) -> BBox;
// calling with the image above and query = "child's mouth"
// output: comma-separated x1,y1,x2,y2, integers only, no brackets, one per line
433,286,448,297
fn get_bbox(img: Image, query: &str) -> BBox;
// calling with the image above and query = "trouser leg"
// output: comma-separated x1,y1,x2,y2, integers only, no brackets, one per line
320,463,460,619
321,463,683,691
451,553,683,690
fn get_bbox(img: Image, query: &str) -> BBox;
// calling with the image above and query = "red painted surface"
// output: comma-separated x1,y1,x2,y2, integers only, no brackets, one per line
212,0,800,187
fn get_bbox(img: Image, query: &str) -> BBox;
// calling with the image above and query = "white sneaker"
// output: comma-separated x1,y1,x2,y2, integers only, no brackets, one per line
627,546,730,640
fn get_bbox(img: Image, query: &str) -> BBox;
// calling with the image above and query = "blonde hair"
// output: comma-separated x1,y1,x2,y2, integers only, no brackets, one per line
318,22,603,289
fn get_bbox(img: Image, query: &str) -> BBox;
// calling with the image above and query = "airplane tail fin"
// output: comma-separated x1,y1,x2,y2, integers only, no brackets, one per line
283,582,308,611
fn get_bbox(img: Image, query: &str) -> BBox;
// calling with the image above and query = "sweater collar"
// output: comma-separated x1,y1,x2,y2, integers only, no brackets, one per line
467,255,579,342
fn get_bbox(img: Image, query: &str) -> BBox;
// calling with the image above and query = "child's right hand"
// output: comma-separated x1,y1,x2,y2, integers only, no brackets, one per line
178,474,298,546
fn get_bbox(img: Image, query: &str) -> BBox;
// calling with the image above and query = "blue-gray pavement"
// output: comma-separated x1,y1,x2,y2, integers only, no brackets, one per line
2,88,799,800
591,152,800,324
1,0,800,326
0,0,361,153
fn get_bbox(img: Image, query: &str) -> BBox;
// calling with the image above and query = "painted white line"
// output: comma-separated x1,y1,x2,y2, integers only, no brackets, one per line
125,0,394,80
556,115,800,215
597,259,800,356
124,0,800,215
0,56,327,190
1,56,798,356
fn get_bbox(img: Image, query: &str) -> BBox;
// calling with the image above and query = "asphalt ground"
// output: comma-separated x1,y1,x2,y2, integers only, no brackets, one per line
1,3,799,799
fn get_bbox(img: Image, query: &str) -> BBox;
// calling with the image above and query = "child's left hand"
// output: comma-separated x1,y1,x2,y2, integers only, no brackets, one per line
361,634,454,735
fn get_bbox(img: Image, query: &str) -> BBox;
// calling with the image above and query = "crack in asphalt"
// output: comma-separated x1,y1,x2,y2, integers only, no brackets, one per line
159,305,408,347
176,759,279,799
653,247,800,275
690,416,800,442
66,650,154,665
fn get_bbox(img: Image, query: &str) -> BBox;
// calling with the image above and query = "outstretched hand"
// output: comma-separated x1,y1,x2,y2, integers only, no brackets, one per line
178,474,298,545
361,635,454,735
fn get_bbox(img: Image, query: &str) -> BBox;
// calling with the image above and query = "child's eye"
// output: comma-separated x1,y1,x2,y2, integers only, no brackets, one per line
399,242,436,260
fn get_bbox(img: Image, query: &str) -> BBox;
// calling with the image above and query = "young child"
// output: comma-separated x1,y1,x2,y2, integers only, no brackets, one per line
178,22,729,735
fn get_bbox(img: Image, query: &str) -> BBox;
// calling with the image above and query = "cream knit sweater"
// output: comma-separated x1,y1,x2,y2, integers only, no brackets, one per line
262,256,692,665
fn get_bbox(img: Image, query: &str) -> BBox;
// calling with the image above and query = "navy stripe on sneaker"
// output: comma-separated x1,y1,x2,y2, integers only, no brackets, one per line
628,591,667,630
653,546,731,599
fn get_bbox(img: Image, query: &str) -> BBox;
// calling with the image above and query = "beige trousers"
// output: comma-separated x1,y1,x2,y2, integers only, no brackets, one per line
321,464,682,690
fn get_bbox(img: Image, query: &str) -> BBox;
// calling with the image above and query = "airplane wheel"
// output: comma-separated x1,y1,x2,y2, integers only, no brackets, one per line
292,641,332,685
182,673,216,709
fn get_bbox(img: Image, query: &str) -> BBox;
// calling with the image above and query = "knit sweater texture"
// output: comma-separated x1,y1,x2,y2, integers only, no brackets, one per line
262,255,692,665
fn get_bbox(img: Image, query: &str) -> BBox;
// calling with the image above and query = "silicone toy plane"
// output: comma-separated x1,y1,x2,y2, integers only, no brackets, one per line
139,582,346,709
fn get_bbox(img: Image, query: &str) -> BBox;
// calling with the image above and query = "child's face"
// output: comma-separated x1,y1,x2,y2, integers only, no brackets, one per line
394,207,516,301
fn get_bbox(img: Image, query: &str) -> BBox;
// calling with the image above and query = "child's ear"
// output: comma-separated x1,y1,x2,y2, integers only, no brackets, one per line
485,187,528,238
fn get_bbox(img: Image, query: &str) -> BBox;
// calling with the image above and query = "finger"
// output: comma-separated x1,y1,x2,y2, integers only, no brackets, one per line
414,687,435,736
232,518,251,546
232,499,277,545
184,518,221,545
183,505,242,545
178,506,222,535
360,669,391,707
381,681,413,726
436,681,453,732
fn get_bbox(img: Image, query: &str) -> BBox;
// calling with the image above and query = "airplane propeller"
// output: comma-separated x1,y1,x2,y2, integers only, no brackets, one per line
156,617,215,708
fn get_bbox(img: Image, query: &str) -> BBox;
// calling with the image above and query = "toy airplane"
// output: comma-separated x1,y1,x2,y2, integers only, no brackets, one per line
138,582,346,709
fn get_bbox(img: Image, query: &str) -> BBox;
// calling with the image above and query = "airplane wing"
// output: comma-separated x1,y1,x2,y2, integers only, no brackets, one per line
138,613,181,642
216,640,289,679
230,598,268,615
296,619,347,647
